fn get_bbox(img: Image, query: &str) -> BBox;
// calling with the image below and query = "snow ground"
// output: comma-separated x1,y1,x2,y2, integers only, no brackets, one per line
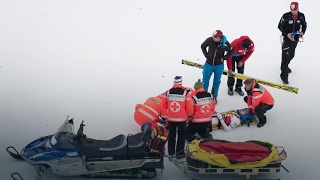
0,0,319,179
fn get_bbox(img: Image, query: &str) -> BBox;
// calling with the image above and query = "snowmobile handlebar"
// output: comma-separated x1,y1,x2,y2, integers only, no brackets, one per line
73,121,86,143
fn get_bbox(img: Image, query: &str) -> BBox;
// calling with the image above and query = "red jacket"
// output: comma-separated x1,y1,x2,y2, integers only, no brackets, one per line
162,84,193,122
227,36,254,70
186,88,215,123
246,82,274,113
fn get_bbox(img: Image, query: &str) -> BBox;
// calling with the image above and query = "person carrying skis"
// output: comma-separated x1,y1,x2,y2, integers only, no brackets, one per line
162,76,193,159
134,94,167,130
226,36,254,96
185,79,215,142
243,78,274,127
201,30,234,102
278,2,307,84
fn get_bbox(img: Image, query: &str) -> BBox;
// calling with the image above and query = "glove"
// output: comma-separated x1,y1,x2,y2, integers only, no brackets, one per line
159,118,166,126
212,111,217,117
216,112,223,121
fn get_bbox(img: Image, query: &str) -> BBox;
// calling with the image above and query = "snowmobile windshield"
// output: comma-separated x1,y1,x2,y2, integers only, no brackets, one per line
51,119,74,145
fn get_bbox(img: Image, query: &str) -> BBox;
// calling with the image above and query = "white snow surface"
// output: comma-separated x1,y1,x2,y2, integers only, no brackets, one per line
0,0,319,179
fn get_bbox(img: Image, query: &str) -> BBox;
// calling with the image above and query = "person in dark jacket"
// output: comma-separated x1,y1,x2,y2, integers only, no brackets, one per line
201,30,234,101
278,2,307,84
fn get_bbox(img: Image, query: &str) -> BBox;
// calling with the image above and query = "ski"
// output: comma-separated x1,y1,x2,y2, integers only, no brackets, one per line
181,59,299,94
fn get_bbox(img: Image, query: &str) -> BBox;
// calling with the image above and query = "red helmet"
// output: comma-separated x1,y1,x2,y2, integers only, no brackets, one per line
224,115,232,126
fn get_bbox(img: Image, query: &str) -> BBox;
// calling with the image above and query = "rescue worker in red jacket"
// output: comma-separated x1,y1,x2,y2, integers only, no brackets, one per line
226,36,254,96
162,76,193,159
185,79,215,142
243,78,274,127
134,94,167,130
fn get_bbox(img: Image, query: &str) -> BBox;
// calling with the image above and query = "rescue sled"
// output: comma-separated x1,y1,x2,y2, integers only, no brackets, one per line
169,139,288,180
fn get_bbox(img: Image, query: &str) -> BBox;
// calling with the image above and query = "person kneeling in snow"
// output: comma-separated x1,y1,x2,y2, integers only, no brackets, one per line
243,78,274,127
134,94,167,130
186,79,216,142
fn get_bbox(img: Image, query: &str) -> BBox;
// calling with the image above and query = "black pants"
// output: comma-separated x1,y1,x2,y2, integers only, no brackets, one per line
280,38,298,80
167,121,187,156
186,122,212,143
244,96,273,124
227,56,245,88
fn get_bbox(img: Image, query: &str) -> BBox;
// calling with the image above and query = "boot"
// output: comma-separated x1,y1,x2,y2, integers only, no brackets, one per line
235,87,244,96
257,123,264,128
280,74,289,84
282,78,289,84
288,67,292,73
202,131,213,139
257,116,266,128
210,89,217,104
228,87,233,95
175,153,185,159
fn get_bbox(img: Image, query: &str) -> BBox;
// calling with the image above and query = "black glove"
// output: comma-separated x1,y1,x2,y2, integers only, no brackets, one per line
160,118,166,126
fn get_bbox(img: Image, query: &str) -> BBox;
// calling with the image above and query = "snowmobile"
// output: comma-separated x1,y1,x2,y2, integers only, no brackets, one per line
6,116,164,180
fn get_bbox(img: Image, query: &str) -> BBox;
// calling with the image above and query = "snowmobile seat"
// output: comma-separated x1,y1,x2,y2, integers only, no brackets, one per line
79,138,101,159
127,122,152,149
99,134,127,152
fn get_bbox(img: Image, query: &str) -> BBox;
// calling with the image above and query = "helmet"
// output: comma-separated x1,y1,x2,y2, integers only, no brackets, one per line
224,115,232,126
236,108,253,125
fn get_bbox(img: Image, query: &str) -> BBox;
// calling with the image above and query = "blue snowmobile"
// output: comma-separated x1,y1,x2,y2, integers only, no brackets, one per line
7,116,164,180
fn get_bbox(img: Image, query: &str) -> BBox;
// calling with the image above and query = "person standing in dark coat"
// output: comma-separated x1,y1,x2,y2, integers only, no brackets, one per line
278,2,307,84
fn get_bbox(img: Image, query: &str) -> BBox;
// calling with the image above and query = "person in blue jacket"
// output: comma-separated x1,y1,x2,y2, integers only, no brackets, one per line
201,30,234,102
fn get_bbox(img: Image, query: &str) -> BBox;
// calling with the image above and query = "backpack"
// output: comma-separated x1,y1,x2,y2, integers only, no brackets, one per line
150,126,168,153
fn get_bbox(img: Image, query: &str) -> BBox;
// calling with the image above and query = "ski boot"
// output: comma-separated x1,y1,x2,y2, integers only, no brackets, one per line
228,87,233,95
235,87,244,96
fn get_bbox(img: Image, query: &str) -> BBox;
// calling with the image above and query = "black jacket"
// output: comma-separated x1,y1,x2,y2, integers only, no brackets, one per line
201,35,234,66
278,11,307,39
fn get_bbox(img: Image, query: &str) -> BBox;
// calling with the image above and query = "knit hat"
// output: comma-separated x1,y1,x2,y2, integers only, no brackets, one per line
173,76,183,84
194,79,204,90
242,39,251,50
290,2,299,10
213,30,223,38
